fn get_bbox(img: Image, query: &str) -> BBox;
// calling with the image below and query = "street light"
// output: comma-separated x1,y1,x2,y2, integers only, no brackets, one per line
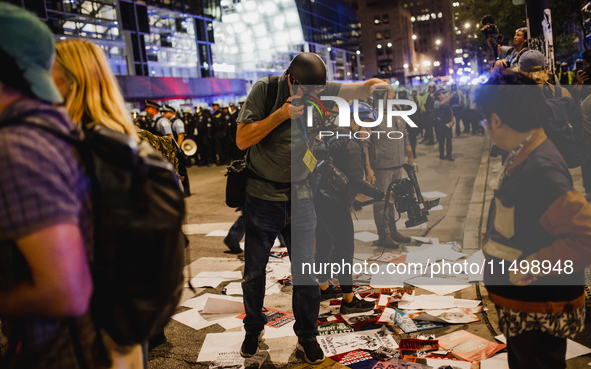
412,34,417,40
356,50,361,54
436,39,441,45
423,61,431,66
434,61,440,66
404,63,409,69
387,42,392,47
464,22,470,29
377,44,382,49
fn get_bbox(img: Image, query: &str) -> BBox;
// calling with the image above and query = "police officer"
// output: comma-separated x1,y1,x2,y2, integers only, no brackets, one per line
143,100,161,135
422,84,436,145
211,102,227,165
195,104,214,166
154,104,175,138
131,108,140,127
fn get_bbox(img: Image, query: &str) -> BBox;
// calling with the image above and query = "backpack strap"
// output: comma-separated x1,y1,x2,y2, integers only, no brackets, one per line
265,75,280,118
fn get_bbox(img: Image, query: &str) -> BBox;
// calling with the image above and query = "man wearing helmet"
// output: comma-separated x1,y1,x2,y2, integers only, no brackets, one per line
235,52,394,364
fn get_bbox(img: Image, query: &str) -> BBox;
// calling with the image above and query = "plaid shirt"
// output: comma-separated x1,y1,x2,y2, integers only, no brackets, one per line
0,98,106,368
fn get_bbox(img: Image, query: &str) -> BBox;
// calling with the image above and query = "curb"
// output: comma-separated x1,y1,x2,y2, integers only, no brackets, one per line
462,135,492,253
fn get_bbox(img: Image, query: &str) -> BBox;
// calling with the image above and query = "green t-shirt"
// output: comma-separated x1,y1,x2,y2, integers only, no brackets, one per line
237,74,341,201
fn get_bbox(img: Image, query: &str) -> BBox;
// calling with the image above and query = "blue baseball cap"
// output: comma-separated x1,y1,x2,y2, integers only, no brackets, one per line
0,3,63,103
518,50,547,73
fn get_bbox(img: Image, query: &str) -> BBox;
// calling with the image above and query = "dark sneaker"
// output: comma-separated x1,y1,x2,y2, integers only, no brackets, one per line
340,296,376,314
446,156,455,161
440,155,445,160
391,231,411,243
223,238,243,254
320,285,342,300
297,338,326,364
240,330,264,358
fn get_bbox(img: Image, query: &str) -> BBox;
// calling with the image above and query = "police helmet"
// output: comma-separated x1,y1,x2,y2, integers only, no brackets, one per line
181,106,191,113
140,111,147,116
131,108,140,114
287,52,327,86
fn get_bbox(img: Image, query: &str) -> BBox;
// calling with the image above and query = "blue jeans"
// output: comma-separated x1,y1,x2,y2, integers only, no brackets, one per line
242,193,320,339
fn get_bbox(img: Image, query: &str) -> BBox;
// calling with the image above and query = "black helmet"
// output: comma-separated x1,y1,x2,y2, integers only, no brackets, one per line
287,52,327,86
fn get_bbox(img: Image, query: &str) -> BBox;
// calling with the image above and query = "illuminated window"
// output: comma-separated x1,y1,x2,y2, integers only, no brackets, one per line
376,31,383,40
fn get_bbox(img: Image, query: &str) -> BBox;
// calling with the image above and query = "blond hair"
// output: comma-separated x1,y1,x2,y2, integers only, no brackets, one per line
55,40,138,140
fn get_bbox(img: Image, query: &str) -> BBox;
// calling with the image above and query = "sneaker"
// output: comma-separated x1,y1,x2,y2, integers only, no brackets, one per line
297,338,326,364
492,162,503,173
340,295,376,314
439,155,445,160
446,156,455,161
320,285,342,300
223,238,243,254
391,231,411,243
240,330,264,358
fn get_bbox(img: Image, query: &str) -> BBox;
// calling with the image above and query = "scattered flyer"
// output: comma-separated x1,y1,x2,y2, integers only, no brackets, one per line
317,322,356,336
437,330,506,362
392,308,420,333
317,328,398,356
367,252,407,263
208,350,268,369
411,308,480,324
377,358,432,369
236,308,294,328
399,339,440,359
330,349,379,369
378,307,444,333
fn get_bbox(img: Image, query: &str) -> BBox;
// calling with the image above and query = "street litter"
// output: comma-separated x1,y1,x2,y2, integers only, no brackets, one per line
410,308,480,324
437,330,505,361
317,327,398,356
208,350,268,369
236,307,294,328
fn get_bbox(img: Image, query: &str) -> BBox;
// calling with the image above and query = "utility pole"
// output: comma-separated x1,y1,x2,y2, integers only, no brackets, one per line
525,0,555,74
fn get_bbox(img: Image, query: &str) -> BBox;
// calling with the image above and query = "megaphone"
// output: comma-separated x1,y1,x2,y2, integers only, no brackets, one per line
182,139,197,156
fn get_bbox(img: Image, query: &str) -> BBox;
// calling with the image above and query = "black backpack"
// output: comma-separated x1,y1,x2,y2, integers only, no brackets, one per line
543,85,590,168
5,114,186,345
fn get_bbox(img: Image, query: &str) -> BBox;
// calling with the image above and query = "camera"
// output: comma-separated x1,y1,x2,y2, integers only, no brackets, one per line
386,164,439,228
373,88,388,111
316,159,348,193
480,14,502,61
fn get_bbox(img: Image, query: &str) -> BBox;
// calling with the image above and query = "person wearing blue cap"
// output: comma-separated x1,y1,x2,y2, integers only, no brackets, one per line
0,3,110,367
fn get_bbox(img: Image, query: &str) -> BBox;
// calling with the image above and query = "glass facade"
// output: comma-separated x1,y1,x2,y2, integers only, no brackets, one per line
212,0,362,82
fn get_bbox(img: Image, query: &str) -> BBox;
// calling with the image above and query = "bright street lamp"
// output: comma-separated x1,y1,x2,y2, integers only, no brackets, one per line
436,39,441,45
403,63,409,69
464,22,470,29
412,34,417,40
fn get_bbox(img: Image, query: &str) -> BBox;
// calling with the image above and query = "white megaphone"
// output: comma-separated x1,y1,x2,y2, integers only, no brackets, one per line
181,139,197,156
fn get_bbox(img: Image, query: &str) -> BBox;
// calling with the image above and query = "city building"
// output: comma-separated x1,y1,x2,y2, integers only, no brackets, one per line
405,0,454,79
343,0,416,82
211,0,363,85
7,0,363,107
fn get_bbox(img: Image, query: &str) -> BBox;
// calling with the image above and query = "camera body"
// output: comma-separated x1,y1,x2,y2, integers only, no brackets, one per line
373,88,388,111
316,159,348,193
387,164,439,228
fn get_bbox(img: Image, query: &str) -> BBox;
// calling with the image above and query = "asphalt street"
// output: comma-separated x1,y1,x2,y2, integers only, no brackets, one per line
148,131,591,368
